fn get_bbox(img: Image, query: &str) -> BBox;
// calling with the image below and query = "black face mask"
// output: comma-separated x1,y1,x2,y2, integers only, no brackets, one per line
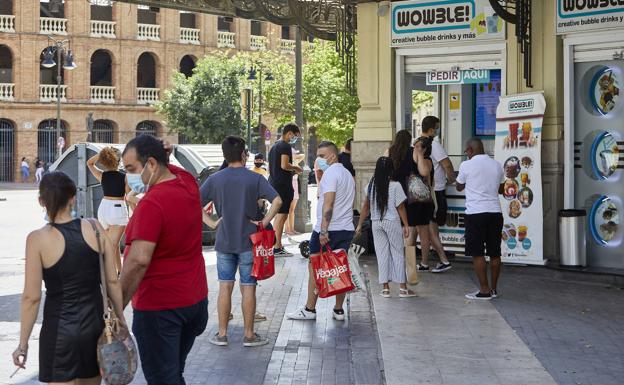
254,162,264,168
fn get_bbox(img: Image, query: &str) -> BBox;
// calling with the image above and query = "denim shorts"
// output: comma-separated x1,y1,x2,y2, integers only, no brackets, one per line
217,251,257,285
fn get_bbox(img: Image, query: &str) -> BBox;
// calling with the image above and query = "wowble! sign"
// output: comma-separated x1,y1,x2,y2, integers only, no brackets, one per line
427,69,490,85
391,0,505,47
556,0,624,34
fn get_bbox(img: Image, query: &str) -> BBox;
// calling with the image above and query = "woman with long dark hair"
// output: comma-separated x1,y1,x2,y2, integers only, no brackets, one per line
388,131,436,271
12,171,126,385
356,157,416,298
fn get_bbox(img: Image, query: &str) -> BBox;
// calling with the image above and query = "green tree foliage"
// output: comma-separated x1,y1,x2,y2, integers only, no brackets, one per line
158,42,359,147
157,53,244,144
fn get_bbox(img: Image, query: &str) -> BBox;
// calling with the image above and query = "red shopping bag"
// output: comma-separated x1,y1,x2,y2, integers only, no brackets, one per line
250,224,275,280
310,246,355,298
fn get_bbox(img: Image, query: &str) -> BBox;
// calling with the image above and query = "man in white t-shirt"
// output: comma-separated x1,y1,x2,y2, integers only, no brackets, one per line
456,138,505,300
421,116,455,273
287,141,355,321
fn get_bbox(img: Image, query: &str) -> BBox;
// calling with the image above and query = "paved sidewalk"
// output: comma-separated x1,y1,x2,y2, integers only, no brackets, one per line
362,256,556,385
1,242,384,385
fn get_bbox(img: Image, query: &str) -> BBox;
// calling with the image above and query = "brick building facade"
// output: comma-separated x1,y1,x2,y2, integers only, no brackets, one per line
0,0,296,182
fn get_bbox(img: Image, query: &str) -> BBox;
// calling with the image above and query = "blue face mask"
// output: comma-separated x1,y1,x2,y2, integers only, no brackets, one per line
289,136,299,145
71,206,79,219
127,164,150,194
317,157,329,171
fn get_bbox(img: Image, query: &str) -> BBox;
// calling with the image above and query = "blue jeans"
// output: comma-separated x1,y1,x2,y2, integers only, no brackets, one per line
216,251,257,285
132,298,208,385
310,230,354,254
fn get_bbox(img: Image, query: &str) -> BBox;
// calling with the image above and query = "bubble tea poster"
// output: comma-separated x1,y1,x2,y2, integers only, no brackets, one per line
494,92,546,265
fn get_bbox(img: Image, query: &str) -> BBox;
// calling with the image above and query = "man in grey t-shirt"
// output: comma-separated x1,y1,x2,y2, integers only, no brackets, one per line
200,136,282,347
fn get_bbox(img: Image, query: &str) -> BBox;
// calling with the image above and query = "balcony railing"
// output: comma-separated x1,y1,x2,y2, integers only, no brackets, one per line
90,86,115,104
0,83,14,101
217,31,235,48
90,20,116,38
137,24,160,41
39,85,67,102
0,15,15,32
180,27,200,44
137,87,159,105
250,35,267,51
40,17,68,35
280,39,296,54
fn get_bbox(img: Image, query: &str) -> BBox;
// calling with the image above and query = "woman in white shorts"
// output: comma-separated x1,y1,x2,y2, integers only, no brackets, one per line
87,147,128,272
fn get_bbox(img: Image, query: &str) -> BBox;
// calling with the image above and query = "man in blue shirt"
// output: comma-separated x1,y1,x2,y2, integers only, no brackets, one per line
200,136,282,347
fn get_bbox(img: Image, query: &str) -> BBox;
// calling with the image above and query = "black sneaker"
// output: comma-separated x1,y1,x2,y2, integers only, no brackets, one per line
417,264,430,272
274,247,293,257
431,262,452,273
465,291,492,300
491,290,499,298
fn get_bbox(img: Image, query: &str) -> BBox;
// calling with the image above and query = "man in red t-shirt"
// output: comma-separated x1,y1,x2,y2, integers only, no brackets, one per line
121,135,208,385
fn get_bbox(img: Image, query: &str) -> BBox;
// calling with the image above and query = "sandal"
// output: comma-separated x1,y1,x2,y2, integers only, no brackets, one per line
380,289,391,298
399,288,417,298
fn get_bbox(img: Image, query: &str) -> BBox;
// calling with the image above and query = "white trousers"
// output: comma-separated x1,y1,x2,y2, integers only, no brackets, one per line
372,219,406,284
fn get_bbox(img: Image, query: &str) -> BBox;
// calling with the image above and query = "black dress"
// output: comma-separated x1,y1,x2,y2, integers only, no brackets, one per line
393,147,435,227
39,219,104,383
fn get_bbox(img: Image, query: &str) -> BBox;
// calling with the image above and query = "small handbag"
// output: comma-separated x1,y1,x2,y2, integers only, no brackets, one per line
406,173,433,204
87,220,137,385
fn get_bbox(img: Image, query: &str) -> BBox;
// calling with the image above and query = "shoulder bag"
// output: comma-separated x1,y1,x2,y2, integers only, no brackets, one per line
87,219,138,385
405,172,433,204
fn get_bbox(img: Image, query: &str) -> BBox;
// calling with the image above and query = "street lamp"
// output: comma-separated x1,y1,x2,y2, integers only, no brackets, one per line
42,36,76,159
247,65,273,154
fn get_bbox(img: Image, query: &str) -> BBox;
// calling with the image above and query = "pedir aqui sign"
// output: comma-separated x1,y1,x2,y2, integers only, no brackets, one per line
426,69,490,85
556,0,624,34
391,0,505,47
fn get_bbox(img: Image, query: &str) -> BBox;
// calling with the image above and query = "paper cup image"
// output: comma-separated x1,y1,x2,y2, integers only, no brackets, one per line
518,225,528,241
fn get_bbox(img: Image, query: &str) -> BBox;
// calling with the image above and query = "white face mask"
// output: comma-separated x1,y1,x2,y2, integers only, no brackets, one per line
127,162,155,194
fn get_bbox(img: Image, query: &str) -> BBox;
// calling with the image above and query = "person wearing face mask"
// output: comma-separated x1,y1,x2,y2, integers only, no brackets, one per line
421,116,455,273
120,135,208,385
287,141,355,322
252,153,268,178
268,123,303,257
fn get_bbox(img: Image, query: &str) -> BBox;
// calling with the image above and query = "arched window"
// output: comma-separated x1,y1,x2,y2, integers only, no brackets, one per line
92,119,115,143
0,119,15,182
90,49,112,86
136,120,158,137
179,55,196,78
0,45,13,100
37,119,68,164
137,52,157,88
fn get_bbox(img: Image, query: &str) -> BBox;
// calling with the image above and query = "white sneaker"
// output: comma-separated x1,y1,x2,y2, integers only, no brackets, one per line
332,309,346,321
287,307,317,320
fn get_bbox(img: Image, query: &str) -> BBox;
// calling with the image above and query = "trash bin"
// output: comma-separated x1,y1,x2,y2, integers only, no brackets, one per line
559,209,587,267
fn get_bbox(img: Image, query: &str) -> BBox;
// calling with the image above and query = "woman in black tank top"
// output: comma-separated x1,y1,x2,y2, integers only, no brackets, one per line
87,147,128,273
12,171,126,384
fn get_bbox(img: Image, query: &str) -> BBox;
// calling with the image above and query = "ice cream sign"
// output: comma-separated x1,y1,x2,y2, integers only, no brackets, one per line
426,69,490,85
556,0,624,34
391,0,505,47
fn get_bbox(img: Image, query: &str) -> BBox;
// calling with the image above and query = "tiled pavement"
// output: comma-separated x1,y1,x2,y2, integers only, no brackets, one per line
2,189,624,385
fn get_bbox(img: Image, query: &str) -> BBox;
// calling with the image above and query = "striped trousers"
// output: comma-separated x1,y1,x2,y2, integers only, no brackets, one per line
372,219,406,284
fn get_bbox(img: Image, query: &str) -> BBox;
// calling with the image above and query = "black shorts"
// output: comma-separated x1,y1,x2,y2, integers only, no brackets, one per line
406,202,435,227
433,190,448,226
464,213,504,257
310,230,354,254
272,183,293,214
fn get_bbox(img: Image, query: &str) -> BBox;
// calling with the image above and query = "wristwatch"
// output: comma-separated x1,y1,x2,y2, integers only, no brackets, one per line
320,229,329,236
